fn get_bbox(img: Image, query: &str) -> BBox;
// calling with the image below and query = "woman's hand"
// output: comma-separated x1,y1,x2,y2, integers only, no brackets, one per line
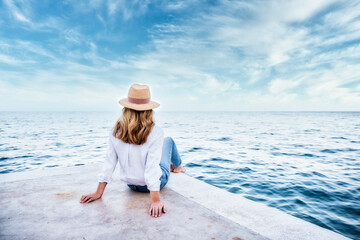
149,201,166,218
80,192,102,204
80,182,107,204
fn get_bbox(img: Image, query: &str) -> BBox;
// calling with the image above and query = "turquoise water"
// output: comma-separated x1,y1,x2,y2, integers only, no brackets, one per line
0,111,359,239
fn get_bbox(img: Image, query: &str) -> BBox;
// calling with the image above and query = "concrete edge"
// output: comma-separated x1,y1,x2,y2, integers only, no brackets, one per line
0,164,350,240
0,164,102,183
166,173,350,240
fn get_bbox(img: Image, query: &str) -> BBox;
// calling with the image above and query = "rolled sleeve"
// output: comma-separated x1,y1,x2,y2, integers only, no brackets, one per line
144,129,164,191
97,136,118,184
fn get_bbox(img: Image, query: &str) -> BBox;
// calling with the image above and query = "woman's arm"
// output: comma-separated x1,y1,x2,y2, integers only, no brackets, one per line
80,182,107,203
144,129,165,217
80,133,118,204
97,136,118,184
149,191,166,217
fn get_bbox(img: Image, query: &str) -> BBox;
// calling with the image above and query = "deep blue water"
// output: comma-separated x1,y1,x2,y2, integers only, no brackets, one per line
0,111,359,239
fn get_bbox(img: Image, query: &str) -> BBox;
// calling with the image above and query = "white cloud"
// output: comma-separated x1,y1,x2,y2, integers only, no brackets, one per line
0,54,23,65
14,40,55,59
268,79,301,94
1,0,359,111
323,1,360,28
162,0,198,11
307,80,360,105
0,40,56,65
3,0,68,34
187,94,198,101
202,74,240,94
63,29,82,44
274,0,334,22
0,62,126,111
4,0,31,23
107,0,150,20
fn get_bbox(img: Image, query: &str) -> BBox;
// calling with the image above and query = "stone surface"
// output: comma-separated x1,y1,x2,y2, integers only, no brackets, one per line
0,164,266,240
0,164,350,240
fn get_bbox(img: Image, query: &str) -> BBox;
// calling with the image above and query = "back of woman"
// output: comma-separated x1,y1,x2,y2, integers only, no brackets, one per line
80,83,186,218
104,107,164,191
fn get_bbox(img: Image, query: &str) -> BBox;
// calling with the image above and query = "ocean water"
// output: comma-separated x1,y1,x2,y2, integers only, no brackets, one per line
0,111,359,239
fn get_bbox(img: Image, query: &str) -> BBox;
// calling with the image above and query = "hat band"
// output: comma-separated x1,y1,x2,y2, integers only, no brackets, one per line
128,96,150,104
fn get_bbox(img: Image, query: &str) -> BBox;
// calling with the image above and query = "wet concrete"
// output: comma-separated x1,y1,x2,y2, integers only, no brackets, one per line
0,164,349,240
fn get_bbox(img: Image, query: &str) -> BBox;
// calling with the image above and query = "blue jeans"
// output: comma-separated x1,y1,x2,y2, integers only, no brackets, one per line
127,136,182,193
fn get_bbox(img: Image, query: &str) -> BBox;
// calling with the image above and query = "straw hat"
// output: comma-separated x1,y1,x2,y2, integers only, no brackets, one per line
119,83,160,111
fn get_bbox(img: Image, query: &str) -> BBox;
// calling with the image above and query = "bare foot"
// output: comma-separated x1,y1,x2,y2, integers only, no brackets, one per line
173,165,186,173
170,163,175,172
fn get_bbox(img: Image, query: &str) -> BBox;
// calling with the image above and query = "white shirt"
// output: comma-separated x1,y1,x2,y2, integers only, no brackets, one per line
97,125,164,191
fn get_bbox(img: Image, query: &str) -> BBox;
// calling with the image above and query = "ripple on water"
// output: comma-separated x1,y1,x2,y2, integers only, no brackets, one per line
46,164,59,168
228,186,241,193
14,155,33,159
302,153,318,157
261,132,275,135
331,136,348,140
203,157,234,163
294,197,308,206
202,163,227,169
204,170,219,174
73,144,86,148
249,147,260,150
185,162,202,168
195,175,205,180
241,183,251,187
209,137,232,141
248,159,265,165
0,169,12,174
233,166,253,173
38,155,53,159
30,162,42,165
296,186,332,200
272,152,320,158
246,195,267,202
311,171,327,178
336,181,350,187
322,148,358,153
1,146,19,151
187,147,203,152
304,129,320,133
342,148,358,152
295,172,309,178
276,186,296,197
320,149,337,153
293,144,305,147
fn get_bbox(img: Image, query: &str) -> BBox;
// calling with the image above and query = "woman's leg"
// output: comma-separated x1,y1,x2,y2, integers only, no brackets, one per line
127,184,150,193
127,184,137,191
128,137,183,192
159,137,183,189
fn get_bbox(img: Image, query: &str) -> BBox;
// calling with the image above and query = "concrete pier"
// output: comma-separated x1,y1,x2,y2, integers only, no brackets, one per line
0,164,350,240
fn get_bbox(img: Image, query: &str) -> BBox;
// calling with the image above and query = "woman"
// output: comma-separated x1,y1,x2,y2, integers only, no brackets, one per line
80,83,186,218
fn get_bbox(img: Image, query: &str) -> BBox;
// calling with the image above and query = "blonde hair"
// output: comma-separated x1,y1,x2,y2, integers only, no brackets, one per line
113,107,155,145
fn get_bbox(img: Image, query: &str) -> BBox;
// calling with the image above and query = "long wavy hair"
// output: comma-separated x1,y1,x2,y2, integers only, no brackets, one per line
113,107,155,145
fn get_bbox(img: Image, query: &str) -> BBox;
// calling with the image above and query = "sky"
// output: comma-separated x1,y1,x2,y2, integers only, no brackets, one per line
0,0,359,111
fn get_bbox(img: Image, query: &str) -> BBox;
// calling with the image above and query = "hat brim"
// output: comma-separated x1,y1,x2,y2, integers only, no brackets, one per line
119,98,160,111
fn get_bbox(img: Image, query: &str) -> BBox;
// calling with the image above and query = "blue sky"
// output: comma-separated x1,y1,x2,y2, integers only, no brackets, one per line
0,0,359,111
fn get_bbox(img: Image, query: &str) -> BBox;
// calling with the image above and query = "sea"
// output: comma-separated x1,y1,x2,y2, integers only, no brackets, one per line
0,111,359,239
